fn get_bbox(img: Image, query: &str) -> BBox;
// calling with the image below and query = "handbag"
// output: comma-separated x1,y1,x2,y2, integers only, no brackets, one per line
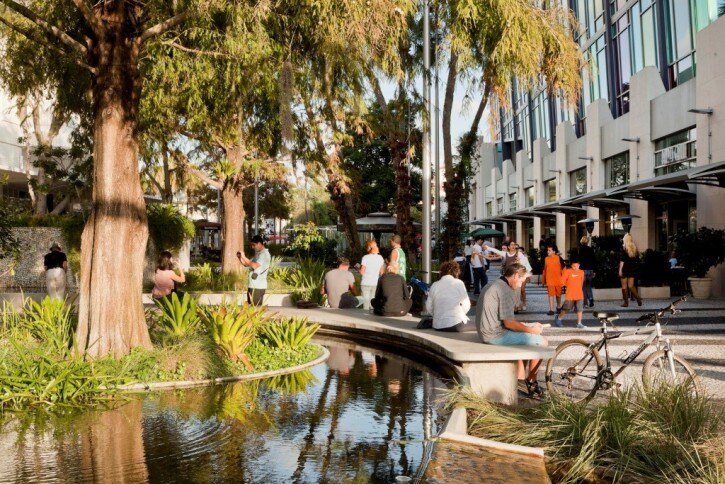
416,317,433,329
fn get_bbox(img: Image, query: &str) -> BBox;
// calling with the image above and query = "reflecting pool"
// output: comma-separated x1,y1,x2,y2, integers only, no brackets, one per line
0,338,449,483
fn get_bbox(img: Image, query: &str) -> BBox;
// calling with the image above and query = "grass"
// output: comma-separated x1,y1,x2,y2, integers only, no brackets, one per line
449,384,725,483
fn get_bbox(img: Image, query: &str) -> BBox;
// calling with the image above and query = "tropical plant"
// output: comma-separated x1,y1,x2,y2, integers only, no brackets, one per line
670,227,725,278
152,292,201,345
200,302,268,369
23,297,75,355
265,370,317,395
146,203,196,253
288,258,328,305
262,317,320,349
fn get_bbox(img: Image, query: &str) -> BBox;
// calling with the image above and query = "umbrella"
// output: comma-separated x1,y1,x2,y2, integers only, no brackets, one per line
470,227,505,238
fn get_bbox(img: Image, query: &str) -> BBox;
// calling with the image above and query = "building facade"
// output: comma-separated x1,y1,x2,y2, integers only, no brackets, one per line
468,1,725,296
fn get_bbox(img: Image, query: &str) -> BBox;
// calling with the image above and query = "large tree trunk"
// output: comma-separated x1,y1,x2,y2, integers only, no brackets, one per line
76,21,152,358
391,137,416,259
220,184,245,275
325,165,361,257
442,51,458,182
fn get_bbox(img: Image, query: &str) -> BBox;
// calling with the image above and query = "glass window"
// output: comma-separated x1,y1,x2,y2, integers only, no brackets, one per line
497,197,504,214
509,193,518,212
654,127,697,175
546,179,557,202
642,5,657,68
605,152,630,188
486,201,493,217
630,2,643,72
526,187,535,208
570,168,587,195
615,14,631,113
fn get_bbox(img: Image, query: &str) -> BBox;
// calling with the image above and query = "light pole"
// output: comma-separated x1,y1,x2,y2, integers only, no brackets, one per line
422,0,432,284
254,174,259,235
434,5,441,249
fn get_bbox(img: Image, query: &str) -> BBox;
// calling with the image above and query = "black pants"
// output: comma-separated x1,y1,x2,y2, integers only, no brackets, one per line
435,320,476,332
372,297,412,316
247,288,265,306
472,267,487,293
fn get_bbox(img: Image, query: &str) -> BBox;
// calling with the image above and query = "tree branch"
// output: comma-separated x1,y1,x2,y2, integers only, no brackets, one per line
0,0,87,55
161,40,231,58
0,15,97,74
186,164,222,190
69,0,102,37
140,11,190,43
142,165,165,197
368,71,390,119
468,83,491,136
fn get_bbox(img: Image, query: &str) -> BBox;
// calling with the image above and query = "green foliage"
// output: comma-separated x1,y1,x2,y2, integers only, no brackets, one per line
261,317,320,349
640,249,670,287
670,227,725,278
245,339,320,373
265,369,317,395
151,293,201,345
452,383,724,483
183,264,246,292
286,223,338,266
200,302,267,363
0,203,20,262
288,258,328,306
146,203,196,253
23,297,75,354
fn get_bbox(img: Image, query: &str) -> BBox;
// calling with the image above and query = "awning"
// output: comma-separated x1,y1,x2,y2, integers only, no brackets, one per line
688,160,725,187
573,188,629,208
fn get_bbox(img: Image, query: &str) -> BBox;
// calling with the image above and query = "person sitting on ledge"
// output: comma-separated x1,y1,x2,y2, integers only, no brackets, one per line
475,263,548,397
426,260,476,332
321,257,359,309
371,263,412,317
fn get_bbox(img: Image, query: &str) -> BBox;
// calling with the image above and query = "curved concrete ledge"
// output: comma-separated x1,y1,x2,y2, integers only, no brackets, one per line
118,345,329,392
271,307,554,405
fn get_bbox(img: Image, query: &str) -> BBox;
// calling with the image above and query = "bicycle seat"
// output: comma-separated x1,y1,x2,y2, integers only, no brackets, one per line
593,312,619,322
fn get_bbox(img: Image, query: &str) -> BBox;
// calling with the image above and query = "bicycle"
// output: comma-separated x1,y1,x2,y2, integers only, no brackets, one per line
545,295,700,403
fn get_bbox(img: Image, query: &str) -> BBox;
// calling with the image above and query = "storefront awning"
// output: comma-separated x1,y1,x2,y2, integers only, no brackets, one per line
688,160,725,187
571,188,630,208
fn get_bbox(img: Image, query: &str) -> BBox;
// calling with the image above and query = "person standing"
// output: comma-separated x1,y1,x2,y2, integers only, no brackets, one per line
237,235,271,305
555,259,586,329
516,246,533,312
389,235,407,282
541,245,563,316
426,260,474,332
152,251,186,299
578,235,596,307
470,237,487,294
475,263,548,397
371,264,412,316
359,240,385,310
619,233,642,307
44,242,68,300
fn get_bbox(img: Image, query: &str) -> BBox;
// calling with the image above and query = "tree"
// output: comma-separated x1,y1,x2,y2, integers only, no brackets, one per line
438,0,584,258
0,1,203,357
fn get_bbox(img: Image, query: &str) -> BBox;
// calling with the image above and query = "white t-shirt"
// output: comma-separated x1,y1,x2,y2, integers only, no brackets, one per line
425,275,471,329
464,245,473,257
360,253,385,286
471,244,483,268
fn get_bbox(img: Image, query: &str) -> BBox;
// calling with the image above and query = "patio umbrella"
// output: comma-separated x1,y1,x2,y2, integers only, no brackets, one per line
470,227,506,238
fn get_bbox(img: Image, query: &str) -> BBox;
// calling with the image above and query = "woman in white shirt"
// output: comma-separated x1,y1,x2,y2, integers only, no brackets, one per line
359,239,385,310
426,260,475,332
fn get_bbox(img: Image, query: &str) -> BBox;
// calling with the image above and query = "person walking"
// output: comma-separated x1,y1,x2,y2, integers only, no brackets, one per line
44,242,68,300
619,233,642,307
152,250,186,299
470,237,487,294
541,245,564,316
372,264,412,316
578,235,596,307
426,260,474,332
237,235,271,305
359,240,385,310
475,263,548,397
554,258,586,329
390,235,407,282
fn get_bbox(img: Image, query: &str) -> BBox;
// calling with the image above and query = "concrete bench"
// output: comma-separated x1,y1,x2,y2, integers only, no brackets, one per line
271,307,554,405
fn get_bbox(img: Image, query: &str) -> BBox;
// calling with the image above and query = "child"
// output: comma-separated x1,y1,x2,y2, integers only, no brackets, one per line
541,245,563,316
555,259,586,329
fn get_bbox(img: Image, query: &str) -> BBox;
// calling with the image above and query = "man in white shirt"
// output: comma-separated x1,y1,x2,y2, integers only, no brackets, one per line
426,260,475,332
470,237,487,294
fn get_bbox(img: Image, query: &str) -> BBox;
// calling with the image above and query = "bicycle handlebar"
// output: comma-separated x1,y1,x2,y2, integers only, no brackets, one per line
637,294,689,323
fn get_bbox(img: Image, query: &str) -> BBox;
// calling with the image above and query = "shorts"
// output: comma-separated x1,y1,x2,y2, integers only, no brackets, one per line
488,330,545,346
547,285,562,297
562,299,584,312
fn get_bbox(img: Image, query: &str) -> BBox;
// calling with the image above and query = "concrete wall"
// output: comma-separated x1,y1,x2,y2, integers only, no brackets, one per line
0,228,75,290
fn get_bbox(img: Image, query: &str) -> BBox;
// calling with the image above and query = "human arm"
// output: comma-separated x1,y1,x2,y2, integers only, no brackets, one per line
62,260,68,271
618,260,624,277
425,284,434,315
236,251,261,269
390,249,399,272
359,264,366,276
503,319,543,334
485,246,506,258
169,259,186,283
459,282,471,314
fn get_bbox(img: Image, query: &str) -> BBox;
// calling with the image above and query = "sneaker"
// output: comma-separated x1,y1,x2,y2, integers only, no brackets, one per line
576,323,587,329
525,379,544,398
547,310,555,316
590,299,595,307
553,316,563,328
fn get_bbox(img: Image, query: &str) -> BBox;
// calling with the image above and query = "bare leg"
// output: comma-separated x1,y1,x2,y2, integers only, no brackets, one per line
517,360,525,380
548,295,556,311
526,338,548,381
576,311,583,325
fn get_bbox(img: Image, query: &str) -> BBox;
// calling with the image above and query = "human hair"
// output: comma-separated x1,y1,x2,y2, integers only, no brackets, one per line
157,250,174,271
337,256,350,267
391,235,402,245
580,235,590,246
623,233,639,258
251,235,265,245
439,260,461,278
366,239,378,253
502,263,527,278
548,244,559,253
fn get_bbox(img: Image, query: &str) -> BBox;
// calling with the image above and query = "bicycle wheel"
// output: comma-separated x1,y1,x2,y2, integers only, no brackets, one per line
642,350,700,396
545,339,603,403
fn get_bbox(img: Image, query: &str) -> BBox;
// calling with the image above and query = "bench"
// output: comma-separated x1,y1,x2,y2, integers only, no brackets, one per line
271,307,554,405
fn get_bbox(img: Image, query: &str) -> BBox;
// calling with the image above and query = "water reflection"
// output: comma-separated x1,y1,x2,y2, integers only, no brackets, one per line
0,339,449,483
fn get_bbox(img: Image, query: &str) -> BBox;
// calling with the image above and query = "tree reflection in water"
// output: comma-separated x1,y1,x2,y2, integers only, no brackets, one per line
0,340,447,483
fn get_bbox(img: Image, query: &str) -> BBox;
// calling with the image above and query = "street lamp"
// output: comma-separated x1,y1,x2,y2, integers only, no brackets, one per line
688,107,714,161
616,214,641,234
578,217,599,235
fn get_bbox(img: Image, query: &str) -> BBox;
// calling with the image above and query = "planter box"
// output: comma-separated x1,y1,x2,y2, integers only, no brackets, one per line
592,286,670,300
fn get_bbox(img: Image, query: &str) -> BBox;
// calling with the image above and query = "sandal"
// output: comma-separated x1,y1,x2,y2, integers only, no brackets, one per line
525,379,544,398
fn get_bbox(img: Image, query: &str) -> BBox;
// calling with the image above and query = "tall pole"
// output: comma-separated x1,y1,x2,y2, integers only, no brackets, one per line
422,0,432,284
254,175,259,235
434,7,441,252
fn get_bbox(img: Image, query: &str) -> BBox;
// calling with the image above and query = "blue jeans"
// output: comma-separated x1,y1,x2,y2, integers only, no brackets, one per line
584,270,594,302
472,267,487,293
488,330,545,346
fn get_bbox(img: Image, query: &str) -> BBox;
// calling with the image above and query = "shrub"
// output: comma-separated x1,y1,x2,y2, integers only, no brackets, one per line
288,258,327,305
591,235,622,289
285,222,337,265
200,302,268,369
262,317,320,349
640,249,670,286
670,227,725,278
147,203,196,253
151,293,201,345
